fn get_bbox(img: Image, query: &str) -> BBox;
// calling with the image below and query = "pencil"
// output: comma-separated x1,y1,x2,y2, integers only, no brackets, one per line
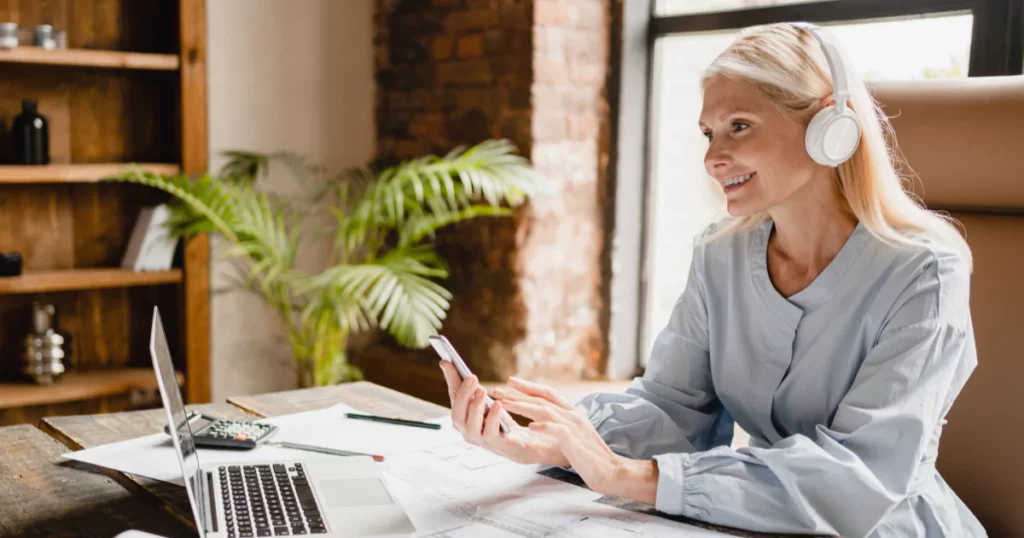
344,412,442,430
271,440,385,462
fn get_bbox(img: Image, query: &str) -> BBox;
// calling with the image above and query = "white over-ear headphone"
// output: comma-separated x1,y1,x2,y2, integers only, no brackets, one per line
799,23,861,167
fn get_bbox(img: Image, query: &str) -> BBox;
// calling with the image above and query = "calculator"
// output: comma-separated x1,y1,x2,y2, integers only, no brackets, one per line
163,411,278,449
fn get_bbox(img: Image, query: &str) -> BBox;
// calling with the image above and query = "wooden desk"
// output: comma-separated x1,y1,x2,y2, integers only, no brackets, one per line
1,381,791,538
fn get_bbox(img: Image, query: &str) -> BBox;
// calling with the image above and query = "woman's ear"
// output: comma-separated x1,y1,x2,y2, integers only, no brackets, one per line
820,95,854,112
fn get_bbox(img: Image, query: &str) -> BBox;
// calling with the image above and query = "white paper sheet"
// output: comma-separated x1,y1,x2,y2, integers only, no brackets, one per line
277,403,464,456
62,402,461,486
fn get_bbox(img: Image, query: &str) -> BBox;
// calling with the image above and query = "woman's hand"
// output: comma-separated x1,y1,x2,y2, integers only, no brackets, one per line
439,360,569,468
495,377,659,504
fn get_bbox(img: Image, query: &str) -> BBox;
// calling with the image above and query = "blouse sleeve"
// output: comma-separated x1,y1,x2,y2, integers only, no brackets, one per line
650,249,977,538
576,236,734,459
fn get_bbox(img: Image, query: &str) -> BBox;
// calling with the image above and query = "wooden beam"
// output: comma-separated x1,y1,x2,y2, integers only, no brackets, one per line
180,0,211,404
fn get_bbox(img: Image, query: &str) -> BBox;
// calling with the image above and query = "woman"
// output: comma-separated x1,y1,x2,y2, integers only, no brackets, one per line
439,22,984,537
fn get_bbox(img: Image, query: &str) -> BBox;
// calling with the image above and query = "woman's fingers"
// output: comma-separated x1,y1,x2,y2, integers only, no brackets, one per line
481,400,505,444
528,420,571,441
450,374,479,432
501,400,567,424
492,386,551,409
464,386,488,443
507,377,575,409
439,360,462,401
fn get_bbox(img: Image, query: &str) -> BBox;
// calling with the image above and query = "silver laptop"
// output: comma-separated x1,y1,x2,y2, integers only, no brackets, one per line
149,307,416,538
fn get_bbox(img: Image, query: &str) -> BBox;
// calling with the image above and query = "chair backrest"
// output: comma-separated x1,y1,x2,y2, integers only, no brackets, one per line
870,76,1024,537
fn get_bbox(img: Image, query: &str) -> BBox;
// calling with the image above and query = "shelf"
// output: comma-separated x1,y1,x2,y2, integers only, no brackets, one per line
0,368,183,409
0,46,179,71
0,268,182,294
0,163,180,184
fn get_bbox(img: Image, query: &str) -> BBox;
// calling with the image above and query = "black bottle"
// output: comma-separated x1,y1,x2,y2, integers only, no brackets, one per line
12,99,49,165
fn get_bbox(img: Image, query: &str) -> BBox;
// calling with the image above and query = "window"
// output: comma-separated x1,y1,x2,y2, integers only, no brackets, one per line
656,0,834,17
628,1,1023,369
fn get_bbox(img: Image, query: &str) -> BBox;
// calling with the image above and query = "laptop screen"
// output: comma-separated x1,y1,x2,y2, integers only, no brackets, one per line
150,307,207,531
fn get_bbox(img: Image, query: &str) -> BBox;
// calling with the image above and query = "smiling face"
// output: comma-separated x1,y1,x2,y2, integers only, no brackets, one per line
699,74,823,217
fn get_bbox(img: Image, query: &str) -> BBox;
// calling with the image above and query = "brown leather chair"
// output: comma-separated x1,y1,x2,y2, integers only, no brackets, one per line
871,75,1024,537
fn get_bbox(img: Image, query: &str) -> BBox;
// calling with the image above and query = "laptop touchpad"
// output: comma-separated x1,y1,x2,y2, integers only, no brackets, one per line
319,478,394,507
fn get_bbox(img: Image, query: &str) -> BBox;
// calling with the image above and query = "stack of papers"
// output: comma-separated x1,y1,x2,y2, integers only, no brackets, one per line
65,402,734,537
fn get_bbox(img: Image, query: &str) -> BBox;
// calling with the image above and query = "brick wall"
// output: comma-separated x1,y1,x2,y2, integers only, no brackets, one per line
519,0,610,379
359,0,611,402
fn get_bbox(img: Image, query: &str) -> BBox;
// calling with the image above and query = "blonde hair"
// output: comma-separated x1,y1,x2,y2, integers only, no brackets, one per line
700,22,972,270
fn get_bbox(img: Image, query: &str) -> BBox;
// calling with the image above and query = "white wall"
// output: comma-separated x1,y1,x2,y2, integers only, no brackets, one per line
206,0,375,400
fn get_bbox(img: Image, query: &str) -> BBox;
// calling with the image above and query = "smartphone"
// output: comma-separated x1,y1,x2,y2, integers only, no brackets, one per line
429,334,512,434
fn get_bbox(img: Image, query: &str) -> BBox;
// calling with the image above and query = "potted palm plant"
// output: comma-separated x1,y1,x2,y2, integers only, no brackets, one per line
108,140,540,387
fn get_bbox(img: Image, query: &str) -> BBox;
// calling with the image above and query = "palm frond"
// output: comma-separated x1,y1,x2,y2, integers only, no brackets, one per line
218,150,270,181
105,168,240,242
223,186,299,295
305,245,452,347
332,139,540,255
398,205,513,247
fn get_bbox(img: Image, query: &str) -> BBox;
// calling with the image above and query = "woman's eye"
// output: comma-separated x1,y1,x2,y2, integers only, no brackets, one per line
733,121,750,132
702,131,713,141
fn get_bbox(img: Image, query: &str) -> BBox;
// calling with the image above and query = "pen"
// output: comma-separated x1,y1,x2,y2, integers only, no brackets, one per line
269,440,385,462
344,412,442,430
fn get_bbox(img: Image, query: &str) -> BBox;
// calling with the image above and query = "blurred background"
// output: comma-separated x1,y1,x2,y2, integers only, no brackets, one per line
0,0,1019,422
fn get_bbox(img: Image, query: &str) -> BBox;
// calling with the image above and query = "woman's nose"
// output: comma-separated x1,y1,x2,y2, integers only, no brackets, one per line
704,144,732,174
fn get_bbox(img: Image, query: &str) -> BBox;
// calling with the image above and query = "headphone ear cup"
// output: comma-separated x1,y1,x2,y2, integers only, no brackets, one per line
805,105,861,167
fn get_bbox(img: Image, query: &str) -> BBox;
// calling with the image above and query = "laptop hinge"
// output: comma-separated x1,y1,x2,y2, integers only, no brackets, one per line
205,471,219,533
196,471,217,534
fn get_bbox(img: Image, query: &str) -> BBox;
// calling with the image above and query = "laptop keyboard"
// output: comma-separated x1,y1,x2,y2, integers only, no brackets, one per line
219,463,327,536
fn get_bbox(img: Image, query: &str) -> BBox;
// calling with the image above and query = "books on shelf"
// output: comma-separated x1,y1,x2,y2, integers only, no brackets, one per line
121,204,179,272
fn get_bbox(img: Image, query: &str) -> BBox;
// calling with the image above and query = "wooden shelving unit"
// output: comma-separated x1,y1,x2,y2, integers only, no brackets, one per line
0,47,179,71
0,368,183,410
0,163,180,184
0,269,182,294
0,1,210,427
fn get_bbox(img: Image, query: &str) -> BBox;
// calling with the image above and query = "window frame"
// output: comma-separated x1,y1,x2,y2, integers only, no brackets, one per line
606,0,1024,378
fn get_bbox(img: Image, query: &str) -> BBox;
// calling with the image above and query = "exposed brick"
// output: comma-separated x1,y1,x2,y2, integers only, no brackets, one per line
370,0,614,386
394,138,433,158
508,87,530,110
534,58,570,84
408,113,446,138
568,113,599,141
436,59,493,86
457,34,484,59
483,30,506,56
570,61,606,85
533,112,567,141
535,0,567,26
432,37,453,60
447,8,499,32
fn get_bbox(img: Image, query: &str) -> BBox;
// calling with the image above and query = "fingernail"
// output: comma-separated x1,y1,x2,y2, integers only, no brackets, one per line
492,387,505,397
510,376,525,384
475,387,485,398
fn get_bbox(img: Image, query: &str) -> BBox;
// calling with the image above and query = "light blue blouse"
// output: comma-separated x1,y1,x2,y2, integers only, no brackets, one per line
578,218,985,537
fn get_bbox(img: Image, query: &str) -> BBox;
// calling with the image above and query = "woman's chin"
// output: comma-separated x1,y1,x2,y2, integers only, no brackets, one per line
725,200,762,217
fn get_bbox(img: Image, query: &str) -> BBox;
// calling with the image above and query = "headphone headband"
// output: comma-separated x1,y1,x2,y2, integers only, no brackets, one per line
797,23,851,107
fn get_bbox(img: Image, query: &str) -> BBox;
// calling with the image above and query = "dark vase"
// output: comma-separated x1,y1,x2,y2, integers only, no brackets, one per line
12,99,49,165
